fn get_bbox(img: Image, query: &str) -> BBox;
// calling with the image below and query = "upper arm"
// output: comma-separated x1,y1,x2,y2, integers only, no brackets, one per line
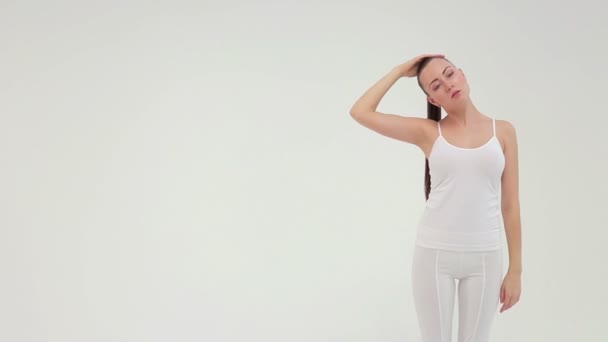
350,111,436,148
499,120,520,212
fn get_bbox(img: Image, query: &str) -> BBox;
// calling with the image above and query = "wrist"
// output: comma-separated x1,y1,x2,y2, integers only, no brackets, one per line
390,66,405,79
507,268,522,276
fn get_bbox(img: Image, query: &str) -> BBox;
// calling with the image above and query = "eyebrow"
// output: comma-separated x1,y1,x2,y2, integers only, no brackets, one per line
428,66,452,88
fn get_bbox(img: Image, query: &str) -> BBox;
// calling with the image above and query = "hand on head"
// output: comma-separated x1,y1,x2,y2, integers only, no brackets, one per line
394,53,445,78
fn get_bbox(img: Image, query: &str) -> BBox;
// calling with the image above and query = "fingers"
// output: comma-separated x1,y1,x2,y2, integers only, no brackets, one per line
499,291,521,313
407,54,445,74
417,53,444,62
499,284,510,313
499,295,511,313
499,275,521,313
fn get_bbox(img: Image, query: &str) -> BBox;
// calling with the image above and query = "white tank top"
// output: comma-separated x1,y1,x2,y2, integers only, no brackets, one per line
415,118,505,251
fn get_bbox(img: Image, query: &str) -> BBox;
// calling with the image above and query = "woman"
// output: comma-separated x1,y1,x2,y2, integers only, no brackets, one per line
349,54,522,342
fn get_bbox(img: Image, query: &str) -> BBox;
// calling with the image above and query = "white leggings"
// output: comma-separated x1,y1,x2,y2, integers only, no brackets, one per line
411,245,504,342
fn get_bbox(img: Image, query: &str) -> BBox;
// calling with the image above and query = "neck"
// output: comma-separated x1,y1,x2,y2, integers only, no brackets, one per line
444,99,484,125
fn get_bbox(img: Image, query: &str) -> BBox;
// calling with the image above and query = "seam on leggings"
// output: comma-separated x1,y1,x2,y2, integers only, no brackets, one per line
472,253,487,341
435,250,443,342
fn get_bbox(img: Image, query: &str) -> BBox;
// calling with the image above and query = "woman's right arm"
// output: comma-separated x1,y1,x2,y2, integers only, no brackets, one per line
349,54,441,148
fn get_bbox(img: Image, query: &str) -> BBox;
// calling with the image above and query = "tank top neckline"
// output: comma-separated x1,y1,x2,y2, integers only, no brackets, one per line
437,117,497,150
428,118,500,159
439,135,498,151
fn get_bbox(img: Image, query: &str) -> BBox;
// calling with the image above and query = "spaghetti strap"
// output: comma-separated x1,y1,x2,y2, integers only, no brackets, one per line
492,118,496,137
437,121,443,136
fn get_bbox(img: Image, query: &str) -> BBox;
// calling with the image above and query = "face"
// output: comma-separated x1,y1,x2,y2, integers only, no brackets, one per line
418,58,469,108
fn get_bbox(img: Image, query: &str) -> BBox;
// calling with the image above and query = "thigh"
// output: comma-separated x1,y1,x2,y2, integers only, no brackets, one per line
457,249,503,342
412,245,457,342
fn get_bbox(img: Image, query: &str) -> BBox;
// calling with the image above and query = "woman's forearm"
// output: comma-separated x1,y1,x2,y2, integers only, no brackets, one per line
503,208,522,274
350,68,402,116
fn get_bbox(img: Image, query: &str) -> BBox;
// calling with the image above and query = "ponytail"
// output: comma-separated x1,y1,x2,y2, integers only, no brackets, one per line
416,56,448,200
425,101,441,200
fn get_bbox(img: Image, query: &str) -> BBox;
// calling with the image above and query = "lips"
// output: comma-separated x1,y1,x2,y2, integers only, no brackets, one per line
451,90,461,98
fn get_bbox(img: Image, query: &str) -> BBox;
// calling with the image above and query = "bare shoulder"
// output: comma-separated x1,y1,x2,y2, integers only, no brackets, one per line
495,119,518,151
419,118,441,157
420,117,441,135
496,119,516,134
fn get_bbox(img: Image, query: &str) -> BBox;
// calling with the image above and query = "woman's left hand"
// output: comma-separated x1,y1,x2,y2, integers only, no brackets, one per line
499,271,521,313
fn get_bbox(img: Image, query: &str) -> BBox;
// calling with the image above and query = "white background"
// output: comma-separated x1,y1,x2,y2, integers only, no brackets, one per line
1,0,607,341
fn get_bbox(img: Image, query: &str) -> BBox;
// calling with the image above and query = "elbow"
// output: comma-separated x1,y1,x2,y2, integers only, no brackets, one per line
349,102,370,119
350,104,373,118
350,109,364,121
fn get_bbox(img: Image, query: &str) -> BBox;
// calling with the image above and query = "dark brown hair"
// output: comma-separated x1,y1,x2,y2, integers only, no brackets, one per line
416,57,444,200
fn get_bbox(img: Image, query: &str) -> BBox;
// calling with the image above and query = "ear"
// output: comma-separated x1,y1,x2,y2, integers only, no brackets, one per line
427,96,439,107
